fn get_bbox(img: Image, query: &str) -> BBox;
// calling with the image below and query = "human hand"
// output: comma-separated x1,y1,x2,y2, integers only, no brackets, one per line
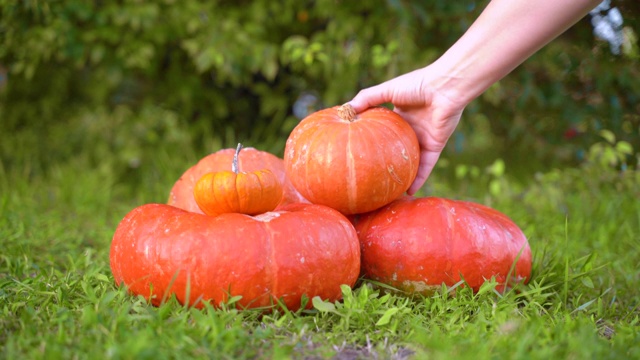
348,65,468,195
347,0,601,195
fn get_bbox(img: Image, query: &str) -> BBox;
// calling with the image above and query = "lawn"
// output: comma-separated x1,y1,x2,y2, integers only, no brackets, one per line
1,126,639,359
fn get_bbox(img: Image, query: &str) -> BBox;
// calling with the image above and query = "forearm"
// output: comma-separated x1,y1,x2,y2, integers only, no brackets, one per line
433,0,601,105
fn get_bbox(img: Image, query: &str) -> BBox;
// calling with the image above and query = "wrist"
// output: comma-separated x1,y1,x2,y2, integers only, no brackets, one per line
422,57,480,108
427,0,601,107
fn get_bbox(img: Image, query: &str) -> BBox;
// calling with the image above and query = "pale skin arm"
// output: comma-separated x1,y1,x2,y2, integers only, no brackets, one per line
349,0,602,195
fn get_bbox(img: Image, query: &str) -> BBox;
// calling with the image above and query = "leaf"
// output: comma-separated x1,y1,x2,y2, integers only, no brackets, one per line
226,295,243,305
603,147,618,166
94,273,110,283
615,141,633,155
340,284,353,298
622,26,639,58
375,307,399,326
340,285,353,308
581,277,594,289
312,296,336,313
489,179,502,197
261,58,278,82
455,165,468,179
487,158,505,177
599,129,616,144
571,297,598,314
476,279,498,296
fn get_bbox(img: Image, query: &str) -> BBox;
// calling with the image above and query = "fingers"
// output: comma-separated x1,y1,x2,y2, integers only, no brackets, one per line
407,149,441,195
348,83,393,113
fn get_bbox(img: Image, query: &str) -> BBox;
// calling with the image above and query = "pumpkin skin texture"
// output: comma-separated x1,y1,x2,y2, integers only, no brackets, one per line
353,196,532,294
194,169,283,216
169,147,307,214
284,104,420,215
110,203,360,310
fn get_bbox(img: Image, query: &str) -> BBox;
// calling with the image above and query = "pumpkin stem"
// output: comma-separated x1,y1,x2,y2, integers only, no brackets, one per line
337,103,357,122
232,143,243,173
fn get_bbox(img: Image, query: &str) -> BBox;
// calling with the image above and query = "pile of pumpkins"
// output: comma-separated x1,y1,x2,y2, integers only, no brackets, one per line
110,104,532,310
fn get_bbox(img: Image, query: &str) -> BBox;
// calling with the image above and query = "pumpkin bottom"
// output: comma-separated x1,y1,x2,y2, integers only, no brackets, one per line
364,269,530,295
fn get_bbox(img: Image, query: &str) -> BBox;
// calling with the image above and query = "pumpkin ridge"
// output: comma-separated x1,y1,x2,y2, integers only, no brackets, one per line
371,116,419,190
364,123,396,203
466,203,500,279
300,129,318,201
259,216,278,304
346,123,358,214
228,173,242,213
210,174,225,214
458,201,485,286
360,119,395,210
304,123,344,201
238,172,254,213
476,203,530,284
436,198,456,283
251,172,263,212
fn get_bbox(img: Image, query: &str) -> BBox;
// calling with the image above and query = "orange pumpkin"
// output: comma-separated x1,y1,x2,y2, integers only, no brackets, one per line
110,203,361,310
353,196,532,293
194,144,284,216
169,146,307,214
284,104,420,215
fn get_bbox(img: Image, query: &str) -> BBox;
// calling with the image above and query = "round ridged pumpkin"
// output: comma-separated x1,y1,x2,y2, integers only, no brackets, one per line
169,147,307,214
284,104,420,215
110,203,361,310
193,144,284,216
353,196,532,293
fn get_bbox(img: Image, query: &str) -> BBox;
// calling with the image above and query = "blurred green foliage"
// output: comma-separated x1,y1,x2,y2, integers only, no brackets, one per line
0,0,638,179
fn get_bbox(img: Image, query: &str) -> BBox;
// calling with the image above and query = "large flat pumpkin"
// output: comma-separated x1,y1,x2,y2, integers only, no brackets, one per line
110,203,360,310
353,196,532,293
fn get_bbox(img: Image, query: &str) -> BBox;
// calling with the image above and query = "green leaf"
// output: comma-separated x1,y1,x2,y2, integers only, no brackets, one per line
580,277,594,289
615,141,633,155
571,297,598,314
340,284,352,297
94,273,110,283
312,296,336,313
470,166,481,178
476,279,498,296
226,295,243,305
487,158,505,177
340,285,353,308
599,129,616,144
261,59,278,81
489,179,502,197
455,165,468,179
375,307,399,326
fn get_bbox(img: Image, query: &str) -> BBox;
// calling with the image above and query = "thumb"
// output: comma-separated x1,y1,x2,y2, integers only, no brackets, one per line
348,83,394,113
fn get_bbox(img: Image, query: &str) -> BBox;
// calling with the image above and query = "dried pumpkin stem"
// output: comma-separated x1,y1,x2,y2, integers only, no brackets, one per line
337,103,357,122
232,143,243,173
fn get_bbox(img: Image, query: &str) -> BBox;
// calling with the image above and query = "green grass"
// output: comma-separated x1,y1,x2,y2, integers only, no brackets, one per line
1,129,639,359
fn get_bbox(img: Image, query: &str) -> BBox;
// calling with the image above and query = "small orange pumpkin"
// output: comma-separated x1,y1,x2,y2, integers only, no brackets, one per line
168,146,307,213
194,144,284,216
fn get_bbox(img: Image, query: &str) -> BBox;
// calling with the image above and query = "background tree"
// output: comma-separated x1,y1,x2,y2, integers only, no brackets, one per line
1,0,638,181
